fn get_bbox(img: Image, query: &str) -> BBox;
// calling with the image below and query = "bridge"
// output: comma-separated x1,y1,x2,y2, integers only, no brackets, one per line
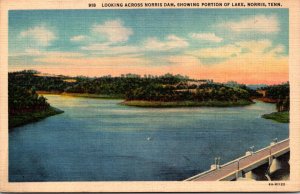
185,138,289,181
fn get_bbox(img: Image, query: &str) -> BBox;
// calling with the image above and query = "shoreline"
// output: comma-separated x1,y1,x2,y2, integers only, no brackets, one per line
262,111,289,123
37,91,123,99
256,97,277,103
9,106,64,130
37,93,289,122
120,100,254,108
37,92,255,107
37,92,289,122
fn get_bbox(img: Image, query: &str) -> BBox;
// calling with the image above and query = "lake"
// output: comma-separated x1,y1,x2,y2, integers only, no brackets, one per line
9,95,289,181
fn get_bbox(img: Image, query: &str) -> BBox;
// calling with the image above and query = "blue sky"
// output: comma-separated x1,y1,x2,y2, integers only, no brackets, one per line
9,9,289,84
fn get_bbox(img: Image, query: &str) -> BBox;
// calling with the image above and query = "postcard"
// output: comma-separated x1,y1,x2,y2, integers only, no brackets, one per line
0,0,300,192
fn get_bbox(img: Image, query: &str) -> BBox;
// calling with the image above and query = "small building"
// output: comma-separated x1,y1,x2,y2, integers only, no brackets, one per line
257,90,266,97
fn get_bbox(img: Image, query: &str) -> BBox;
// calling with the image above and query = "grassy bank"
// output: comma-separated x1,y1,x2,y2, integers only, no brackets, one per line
61,92,122,99
256,97,277,103
36,91,62,95
37,91,123,99
61,92,123,99
9,107,64,129
262,111,289,123
121,100,253,108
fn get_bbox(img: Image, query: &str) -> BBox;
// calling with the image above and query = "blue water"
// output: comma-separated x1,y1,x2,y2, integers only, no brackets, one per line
9,95,289,181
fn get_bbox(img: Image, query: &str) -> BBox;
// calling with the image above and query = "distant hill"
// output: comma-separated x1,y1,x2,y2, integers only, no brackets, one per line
246,84,268,90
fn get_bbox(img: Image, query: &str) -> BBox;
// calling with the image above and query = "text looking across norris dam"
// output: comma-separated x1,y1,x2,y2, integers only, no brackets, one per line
90,2,283,8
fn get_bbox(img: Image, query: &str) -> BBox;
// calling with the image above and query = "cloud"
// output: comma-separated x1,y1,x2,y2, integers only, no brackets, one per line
190,33,223,43
20,25,56,46
188,39,284,59
71,19,187,55
9,49,84,58
218,15,279,33
70,35,86,42
92,19,133,43
144,35,189,51
188,45,242,59
270,45,285,55
81,43,140,55
235,40,273,53
34,55,148,68
80,43,110,51
71,19,134,53
81,34,189,54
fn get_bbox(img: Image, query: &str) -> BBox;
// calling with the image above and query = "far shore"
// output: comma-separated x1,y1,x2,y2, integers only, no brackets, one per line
37,91,123,99
120,100,254,108
37,91,256,108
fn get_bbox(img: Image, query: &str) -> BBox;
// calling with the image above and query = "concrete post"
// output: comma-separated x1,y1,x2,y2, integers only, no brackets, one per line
269,157,284,174
244,170,259,180
210,164,217,170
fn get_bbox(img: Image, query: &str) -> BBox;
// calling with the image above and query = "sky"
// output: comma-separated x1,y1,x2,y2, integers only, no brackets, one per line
9,9,288,84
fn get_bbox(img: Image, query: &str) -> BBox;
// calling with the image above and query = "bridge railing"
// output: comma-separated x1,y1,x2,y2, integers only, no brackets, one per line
184,138,289,181
184,148,252,181
254,138,289,154
184,165,217,181
222,138,289,168
220,138,289,176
